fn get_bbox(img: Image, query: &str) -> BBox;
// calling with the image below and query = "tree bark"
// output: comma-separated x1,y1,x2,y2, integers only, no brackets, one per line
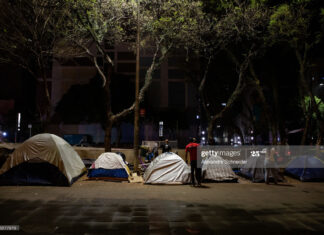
249,63,277,144
207,120,215,144
206,50,249,143
38,56,52,131
133,3,140,172
104,64,113,152
104,117,113,152
295,46,324,145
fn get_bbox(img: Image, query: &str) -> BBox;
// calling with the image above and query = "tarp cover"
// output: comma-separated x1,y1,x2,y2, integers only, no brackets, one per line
202,155,238,182
285,155,324,181
88,168,129,179
0,133,86,185
143,152,190,184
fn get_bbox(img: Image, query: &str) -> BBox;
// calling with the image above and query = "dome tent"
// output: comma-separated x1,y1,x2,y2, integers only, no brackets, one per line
143,152,190,184
0,134,86,186
87,152,130,180
239,155,266,182
239,155,284,183
202,155,238,182
285,155,324,181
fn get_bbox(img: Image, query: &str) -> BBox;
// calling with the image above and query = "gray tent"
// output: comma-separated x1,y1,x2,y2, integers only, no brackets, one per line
239,155,283,182
143,152,190,184
202,155,238,182
0,133,86,186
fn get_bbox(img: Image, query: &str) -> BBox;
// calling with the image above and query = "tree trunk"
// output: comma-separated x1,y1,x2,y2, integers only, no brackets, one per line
103,64,113,152
104,117,113,152
206,50,248,143
37,56,52,131
40,75,52,132
301,112,311,145
133,4,140,172
207,119,215,144
317,130,323,145
296,46,324,145
249,63,277,144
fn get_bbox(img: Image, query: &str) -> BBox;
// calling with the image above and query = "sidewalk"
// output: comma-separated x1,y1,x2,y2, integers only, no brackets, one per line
0,179,324,234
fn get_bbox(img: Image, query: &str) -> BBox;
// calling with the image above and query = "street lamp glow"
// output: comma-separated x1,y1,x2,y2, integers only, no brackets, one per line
202,131,205,135
221,103,226,107
17,113,21,131
3,132,7,137
196,115,200,119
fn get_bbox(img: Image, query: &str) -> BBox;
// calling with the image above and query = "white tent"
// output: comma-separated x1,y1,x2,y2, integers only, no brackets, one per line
0,133,86,185
143,152,190,184
202,155,237,182
90,152,130,175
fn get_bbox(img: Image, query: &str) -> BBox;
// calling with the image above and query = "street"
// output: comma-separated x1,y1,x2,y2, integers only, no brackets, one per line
1,176,324,234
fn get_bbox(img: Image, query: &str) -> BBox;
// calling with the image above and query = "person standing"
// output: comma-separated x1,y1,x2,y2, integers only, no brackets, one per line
185,137,201,187
265,147,280,184
152,142,159,158
161,139,172,153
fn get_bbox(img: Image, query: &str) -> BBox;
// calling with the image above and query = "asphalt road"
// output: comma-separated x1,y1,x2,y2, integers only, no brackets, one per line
1,176,324,234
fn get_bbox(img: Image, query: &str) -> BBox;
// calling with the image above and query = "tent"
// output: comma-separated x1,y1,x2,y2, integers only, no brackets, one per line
239,155,283,182
0,144,14,169
202,155,238,182
0,133,86,186
143,152,190,184
87,152,130,180
285,155,324,181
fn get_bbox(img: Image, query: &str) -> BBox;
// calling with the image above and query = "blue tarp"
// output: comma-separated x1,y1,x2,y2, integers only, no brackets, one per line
285,155,324,181
87,168,128,179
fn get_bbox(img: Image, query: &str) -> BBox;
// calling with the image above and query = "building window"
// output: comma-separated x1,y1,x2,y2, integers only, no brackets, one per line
117,52,136,60
148,81,161,107
117,63,136,73
168,69,184,80
140,57,153,67
168,82,185,108
168,57,185,67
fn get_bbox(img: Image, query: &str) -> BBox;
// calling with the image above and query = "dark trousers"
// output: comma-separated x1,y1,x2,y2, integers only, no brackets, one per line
190,160,201,185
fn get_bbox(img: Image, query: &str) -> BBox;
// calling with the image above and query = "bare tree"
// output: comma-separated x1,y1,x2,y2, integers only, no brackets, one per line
58,0,205,164
0,0,66,128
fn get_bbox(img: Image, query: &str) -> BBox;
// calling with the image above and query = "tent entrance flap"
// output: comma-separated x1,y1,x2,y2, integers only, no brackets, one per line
0,161,69,186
